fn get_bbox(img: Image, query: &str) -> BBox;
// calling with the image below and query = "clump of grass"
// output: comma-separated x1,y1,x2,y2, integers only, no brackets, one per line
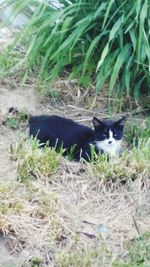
65,144,77,161
124,117,150,145
128,231,150,266
129,232,150,266
0,183,24,215
89,137,150,183
113,231,150,266
0,45,25,77
4,0,150,100
56,249,99,267
56,237,113,267
10,137,63,182
0,49,14,73
30,257,42,267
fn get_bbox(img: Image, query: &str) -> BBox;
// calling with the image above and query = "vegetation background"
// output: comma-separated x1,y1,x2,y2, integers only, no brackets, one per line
3,0,150,102
0,0,150,266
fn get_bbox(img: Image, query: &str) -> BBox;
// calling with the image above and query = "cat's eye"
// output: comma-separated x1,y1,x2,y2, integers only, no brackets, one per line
103,134,107,137
113,133,118,137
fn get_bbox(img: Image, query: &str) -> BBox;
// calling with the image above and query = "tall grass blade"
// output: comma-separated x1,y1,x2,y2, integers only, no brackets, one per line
109,44,131,94
137,0,147,64
96,50,119,92
83,35,101,74
97,17,123,71
102,0,115,29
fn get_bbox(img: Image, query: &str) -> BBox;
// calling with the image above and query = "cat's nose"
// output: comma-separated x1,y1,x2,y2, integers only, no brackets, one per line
108,141,112,144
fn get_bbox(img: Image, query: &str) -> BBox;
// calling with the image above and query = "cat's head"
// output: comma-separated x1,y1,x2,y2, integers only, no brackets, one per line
92,116,126,156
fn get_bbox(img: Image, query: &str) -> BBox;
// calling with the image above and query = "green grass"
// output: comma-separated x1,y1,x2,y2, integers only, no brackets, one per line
128,232,150,266
0,50,14,72
3,0,150,100
0,45,23,76
124,116,150,145
56,245,112,267
3,108,28,129
90,141,150,183
8,114,150,184
10,137,63,183
57,230,150,267
113,232,150,267
0,121,150,266
1,100,150,266
86,117,150,183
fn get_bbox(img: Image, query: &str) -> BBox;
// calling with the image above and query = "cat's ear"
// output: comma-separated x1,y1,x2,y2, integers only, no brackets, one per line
93,117,104,129
115,117,126,128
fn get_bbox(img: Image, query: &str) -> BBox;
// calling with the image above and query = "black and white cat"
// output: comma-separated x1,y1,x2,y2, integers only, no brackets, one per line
29,115,125,161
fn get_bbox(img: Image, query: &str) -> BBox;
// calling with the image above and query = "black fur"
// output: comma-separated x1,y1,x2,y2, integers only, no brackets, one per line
29,115,125,161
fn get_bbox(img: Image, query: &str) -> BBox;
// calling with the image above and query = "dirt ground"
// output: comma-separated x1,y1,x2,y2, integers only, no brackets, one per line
0,28,150,267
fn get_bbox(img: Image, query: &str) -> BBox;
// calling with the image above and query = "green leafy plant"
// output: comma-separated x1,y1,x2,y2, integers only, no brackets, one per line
66,144,77,161
128,232,150,265
113,231,150,266
4,117,19,129
3,109,28,129
3,0,150,100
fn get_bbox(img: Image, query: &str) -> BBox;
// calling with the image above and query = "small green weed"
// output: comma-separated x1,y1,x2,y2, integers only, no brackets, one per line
89,144,99,162
3,108,29,129
128,232,150,266
31,257,42,267
4,117,19,129
66,144,77,161
113,232,150,267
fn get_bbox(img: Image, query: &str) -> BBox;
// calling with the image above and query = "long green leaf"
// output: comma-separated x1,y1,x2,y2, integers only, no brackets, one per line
109,44,131,94
135,0,142,21
137,0,147,63
143,30,150,72
109,16,123,42
129,29,137,51
96,49,119,92
93,2,107,19
102,0,115,29
83,35,102,74
96,43,109,72
96,16,123,71
125,67,131,96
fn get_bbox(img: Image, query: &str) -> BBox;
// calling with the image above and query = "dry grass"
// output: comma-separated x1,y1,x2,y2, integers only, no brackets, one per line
0,108,150,266
0,159,150,266
0,30,150,265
